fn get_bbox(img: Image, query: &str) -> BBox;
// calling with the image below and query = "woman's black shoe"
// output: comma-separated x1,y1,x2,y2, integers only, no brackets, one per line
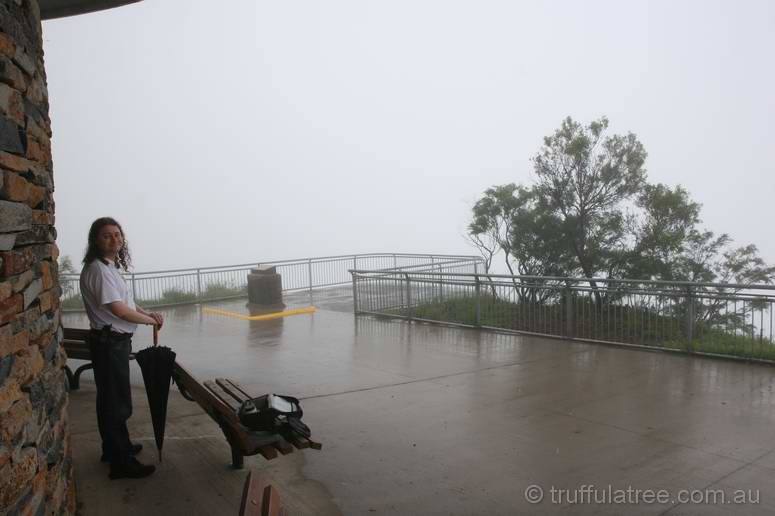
108,458,156,479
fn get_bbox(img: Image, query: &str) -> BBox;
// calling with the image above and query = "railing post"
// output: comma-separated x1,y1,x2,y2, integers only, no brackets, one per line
475,274,481,327
405,273,413,321
436,261,443,301
431,253,435,298
352,272,359,314
308,259,313,297
686,287,694,352
196,268,202,300
393,253,397,270
131,273,138,302
397,272,404,311
565,282,574,339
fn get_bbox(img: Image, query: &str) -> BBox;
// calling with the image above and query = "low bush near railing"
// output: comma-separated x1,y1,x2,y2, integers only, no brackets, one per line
61,281,249,311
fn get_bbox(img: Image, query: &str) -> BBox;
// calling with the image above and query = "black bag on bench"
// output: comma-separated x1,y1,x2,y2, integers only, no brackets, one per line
238,394,311,438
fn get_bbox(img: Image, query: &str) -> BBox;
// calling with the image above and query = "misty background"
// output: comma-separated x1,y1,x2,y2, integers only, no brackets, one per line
42,0,774,273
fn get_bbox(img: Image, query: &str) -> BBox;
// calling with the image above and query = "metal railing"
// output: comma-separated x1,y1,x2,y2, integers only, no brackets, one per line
351,270,775,363
60,253,482,311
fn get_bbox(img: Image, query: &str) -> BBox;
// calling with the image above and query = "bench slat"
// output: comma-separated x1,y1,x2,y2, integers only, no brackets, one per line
175,365,241,427
215,378,250,405
63,327,90,340
222,378,254,400
62,343,91,361
272,437,294,455
203,381,239,412
257,446,278,460
62,339,89,348
286,435,310,450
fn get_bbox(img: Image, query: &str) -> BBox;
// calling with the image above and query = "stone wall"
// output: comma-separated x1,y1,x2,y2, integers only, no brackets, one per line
0,0,75,514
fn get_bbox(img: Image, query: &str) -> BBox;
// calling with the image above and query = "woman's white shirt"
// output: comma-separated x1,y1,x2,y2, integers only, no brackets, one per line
79,259,138,334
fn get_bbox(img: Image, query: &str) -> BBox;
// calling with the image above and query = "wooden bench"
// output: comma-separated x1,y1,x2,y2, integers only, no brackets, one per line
173,362,321,468
62,327,321,469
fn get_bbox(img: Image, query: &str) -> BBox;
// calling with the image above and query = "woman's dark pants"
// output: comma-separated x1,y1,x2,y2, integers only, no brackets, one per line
88,328,133,466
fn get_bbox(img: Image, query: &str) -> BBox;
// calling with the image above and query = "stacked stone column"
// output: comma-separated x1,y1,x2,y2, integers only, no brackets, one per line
0,1,75,514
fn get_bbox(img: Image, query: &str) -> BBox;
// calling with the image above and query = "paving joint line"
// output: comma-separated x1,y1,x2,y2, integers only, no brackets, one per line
299,349,593,401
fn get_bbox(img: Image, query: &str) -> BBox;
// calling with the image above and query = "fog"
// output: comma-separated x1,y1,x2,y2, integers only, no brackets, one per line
42,0,775,272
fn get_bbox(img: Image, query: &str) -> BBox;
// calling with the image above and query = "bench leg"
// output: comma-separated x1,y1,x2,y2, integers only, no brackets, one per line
231,446,244,469
64,366,75,391
215,416,245,469
72,363,93,390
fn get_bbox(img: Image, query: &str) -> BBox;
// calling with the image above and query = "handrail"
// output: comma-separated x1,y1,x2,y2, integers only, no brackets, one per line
60,253,481,278
350,269,775,292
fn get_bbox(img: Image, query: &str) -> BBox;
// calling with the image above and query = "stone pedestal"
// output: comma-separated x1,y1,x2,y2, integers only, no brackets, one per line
247,265,285,310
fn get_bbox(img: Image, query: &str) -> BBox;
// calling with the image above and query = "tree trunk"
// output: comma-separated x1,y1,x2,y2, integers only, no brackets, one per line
571,239,603,308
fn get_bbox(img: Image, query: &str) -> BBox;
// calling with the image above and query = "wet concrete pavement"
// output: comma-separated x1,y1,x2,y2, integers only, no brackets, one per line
63,291,775,515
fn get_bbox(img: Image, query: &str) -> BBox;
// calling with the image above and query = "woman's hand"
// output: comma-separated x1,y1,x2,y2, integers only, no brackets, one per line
149,312,164,329
136,306,164,328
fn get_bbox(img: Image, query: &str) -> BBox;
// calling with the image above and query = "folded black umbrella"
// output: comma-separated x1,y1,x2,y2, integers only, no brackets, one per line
135,345,177,462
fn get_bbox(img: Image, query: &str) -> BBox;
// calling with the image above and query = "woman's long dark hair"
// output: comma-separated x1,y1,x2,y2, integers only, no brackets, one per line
82,217,132,271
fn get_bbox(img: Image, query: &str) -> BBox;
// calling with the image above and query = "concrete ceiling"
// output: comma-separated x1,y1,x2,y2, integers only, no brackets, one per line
39,0,142,20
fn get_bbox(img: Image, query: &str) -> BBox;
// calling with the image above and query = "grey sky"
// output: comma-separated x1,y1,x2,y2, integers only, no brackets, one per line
42,0,775,272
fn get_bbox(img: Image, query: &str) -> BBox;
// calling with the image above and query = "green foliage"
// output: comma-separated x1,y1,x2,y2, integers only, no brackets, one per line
59,255,78,300
626,183,701,280
201,282,246,300
532,116,647,279
135,282,247,307
470,116,775,287
62,279,248,311
141,288,198,306
58,255,77,275
469,184,572,280
61,295,84,310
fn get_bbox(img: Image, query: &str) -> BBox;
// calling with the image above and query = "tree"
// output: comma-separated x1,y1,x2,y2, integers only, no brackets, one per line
468,184,523,296
467,115,775,321
533,116,646,277
469,184,575,302
532,116,647,303
59,255,77,299
59,255,76,275
467,184,518,276
690,240,775,333
627,183,702,281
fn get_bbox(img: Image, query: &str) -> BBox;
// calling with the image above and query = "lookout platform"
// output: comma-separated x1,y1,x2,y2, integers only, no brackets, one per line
64,288,775,515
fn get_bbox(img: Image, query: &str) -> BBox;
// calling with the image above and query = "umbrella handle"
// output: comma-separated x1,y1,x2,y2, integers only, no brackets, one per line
153,325,159,346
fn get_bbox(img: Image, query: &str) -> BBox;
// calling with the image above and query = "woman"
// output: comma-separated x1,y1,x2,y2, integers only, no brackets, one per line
80,217,163,479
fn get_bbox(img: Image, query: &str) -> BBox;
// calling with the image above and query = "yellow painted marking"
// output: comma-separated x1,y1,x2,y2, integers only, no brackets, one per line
202,306,317,321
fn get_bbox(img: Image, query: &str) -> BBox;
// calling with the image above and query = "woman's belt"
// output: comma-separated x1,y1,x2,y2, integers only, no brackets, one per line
89,325,133,341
